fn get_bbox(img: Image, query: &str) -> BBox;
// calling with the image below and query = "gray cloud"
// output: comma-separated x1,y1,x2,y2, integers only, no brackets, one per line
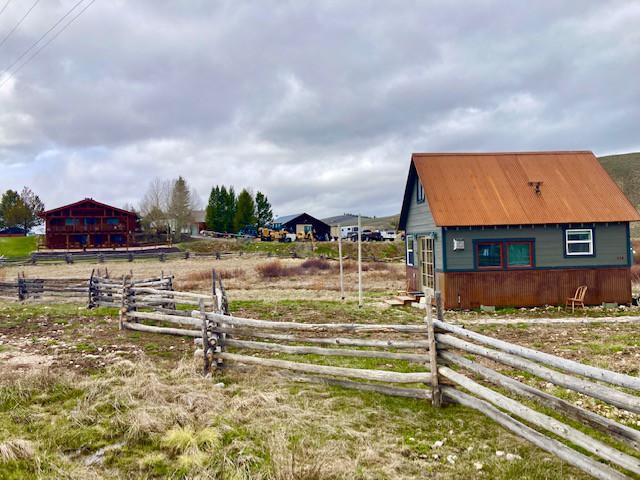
0,0,639,217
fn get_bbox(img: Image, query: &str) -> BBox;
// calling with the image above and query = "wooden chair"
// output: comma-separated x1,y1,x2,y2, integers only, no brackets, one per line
566,286,587,313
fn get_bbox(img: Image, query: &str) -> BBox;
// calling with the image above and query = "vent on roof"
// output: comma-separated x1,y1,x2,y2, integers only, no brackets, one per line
528,181,543,196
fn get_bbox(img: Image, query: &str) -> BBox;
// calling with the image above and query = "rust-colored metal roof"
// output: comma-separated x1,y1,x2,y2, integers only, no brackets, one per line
412,151,640,226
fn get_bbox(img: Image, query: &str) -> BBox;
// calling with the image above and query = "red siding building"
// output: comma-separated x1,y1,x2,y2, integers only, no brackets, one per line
39,198,137,249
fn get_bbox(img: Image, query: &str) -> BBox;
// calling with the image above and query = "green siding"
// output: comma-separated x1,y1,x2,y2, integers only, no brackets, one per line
404,174,443,269
444,223,630,271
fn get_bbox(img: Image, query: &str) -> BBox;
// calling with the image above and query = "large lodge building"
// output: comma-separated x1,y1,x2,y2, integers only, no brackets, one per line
39,198,137,250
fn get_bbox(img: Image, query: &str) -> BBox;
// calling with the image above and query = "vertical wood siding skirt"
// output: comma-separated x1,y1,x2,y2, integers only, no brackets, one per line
438,267,631,309
406,266,419,292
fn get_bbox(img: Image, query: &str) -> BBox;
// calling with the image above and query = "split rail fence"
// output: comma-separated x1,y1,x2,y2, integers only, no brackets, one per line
188,292,640,480
3,271,639,479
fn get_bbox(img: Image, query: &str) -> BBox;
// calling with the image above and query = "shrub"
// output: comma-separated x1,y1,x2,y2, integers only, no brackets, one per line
300,258,331,271
257,261,301,278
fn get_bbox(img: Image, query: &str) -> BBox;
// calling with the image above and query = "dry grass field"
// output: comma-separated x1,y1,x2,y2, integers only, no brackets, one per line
0,256,638,479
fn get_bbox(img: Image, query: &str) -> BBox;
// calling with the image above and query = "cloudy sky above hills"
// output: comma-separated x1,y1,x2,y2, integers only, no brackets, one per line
1,0,639,218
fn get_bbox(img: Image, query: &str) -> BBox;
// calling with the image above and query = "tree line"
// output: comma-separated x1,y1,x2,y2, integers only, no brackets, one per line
0,187,44,234
138,177,274,238
205,186,272,233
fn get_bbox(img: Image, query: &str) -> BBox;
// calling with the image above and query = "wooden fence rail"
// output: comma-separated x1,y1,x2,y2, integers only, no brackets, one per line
5,271,639,479
189,291,640,480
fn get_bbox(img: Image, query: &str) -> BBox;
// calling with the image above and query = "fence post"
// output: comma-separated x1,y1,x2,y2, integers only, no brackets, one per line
200,298,211,375
426,292,443,407
88,269,95,308
118,276,128,330
17,273,26,301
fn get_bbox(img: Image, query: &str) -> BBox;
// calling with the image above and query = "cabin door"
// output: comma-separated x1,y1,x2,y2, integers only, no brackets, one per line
419,236,435,296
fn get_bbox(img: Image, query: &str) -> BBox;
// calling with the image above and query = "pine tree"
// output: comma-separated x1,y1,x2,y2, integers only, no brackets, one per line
205,186,222,232
255,191,273,228
233,188,256,232
168,176,194,241
221,186,237,233
0,188,44,233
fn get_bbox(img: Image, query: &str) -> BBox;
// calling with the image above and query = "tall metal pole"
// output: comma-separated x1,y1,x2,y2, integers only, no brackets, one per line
358,214,363,308
338,222,345,301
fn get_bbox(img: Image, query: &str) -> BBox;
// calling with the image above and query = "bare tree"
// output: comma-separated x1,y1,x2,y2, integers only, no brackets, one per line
139,177,171,230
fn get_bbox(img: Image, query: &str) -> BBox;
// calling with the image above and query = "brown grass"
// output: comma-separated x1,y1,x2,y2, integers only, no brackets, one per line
0,439,36,462
257,261,302,278
300,258,331,271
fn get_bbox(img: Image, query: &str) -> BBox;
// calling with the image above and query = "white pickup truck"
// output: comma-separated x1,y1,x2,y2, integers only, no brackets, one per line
379,230,397,241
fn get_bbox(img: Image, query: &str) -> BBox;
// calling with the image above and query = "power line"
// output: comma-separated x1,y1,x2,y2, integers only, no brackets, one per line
0,0,96,89
0,0,85,79
0,0,40,49
0,0,12,19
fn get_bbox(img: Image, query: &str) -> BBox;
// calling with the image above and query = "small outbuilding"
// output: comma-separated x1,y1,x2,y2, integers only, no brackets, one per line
398,151,640,309
271,213,331,240
39,198,138,249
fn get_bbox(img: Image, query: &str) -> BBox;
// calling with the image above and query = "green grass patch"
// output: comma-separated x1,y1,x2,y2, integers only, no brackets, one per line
0,236,39,257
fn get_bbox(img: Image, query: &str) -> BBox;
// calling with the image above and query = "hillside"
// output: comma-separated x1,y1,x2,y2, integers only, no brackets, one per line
598,152,640,209
598,152,640,237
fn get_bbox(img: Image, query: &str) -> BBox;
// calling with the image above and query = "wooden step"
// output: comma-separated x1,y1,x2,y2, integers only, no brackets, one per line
385,299,405,306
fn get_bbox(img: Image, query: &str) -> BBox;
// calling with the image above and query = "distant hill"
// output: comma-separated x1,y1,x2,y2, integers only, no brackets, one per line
598,152,640,210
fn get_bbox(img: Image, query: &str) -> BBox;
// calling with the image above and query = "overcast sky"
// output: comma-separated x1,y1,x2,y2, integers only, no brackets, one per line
1,1,639,219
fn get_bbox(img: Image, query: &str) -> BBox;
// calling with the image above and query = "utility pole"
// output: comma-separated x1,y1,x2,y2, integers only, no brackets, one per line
358,214,363,308
338,223,345,301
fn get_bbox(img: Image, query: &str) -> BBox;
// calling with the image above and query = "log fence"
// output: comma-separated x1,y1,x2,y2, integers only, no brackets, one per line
190,291,640,480
0,249,400,267
2,271,639,479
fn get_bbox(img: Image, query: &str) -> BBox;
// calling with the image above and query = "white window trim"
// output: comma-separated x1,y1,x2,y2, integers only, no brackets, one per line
565,228,593,256
406,236,415,266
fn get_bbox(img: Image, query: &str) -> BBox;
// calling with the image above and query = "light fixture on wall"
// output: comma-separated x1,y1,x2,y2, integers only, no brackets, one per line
528,181,543,195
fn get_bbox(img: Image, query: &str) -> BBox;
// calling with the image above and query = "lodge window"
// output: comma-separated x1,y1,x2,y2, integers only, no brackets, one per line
416,179,425,203
106,218,119,225
476,240,533,269
406,236,415,266
565,229,593,256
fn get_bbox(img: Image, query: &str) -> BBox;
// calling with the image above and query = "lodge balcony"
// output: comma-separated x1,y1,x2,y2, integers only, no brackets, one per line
47,224,127,233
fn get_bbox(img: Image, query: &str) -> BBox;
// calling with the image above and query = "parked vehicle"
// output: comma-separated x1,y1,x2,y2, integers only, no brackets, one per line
379,230,397,241
259,227,295,242
237,225,257,238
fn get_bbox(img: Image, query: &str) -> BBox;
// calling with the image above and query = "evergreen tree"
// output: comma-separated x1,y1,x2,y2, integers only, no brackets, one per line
0,189,19,229
255,191,273,228
233,188,256,232
205,186,222,232
168,176,194,241
0,188,44,233
221,186,237,232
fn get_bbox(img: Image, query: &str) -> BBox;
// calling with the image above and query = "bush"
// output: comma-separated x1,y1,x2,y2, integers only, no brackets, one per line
256,261,301,278
300,258,331,271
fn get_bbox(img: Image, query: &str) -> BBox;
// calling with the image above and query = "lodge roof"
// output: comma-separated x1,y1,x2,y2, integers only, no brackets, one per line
39,198,136,218
400,151,640,228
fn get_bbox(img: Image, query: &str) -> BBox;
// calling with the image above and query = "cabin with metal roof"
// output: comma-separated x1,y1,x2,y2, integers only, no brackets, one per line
398,151,640,309
271,213,331,240
39,198,138,250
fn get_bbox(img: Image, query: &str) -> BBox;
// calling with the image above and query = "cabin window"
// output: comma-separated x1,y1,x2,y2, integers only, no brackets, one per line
106,218,119,225
65,218,79,226
477,242,502,268
416,179,425,203
566,229,593,255
476,240,534,269
84,218,98,225
507,242,532,267
406,236,415,266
